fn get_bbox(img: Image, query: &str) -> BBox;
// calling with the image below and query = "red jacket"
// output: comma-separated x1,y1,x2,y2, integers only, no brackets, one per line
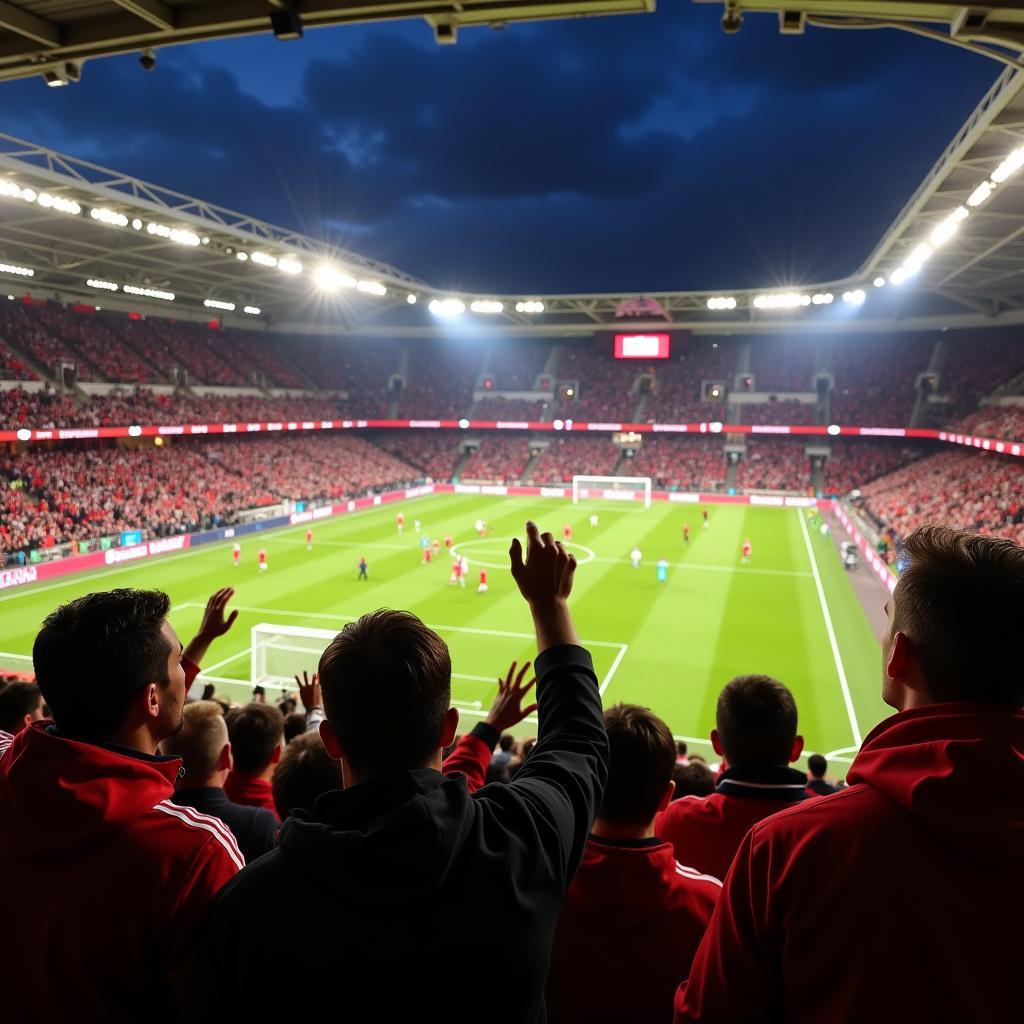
0,722,242,1024
547,836,721,1024
676,703,1024,1023
225,770,279,818
655,764,810,880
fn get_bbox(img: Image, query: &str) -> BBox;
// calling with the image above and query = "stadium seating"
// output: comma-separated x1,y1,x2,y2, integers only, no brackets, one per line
747,336,816,392
951,404,1024,442
629,437,725,490
398,341,485,419
0,304,98,381
820,441,922,496
457,436,531,483
735,441,811,492
551,343,639,421
0,386,80,428
739,399,820,425
471,396,548,420
526,436,621,484
374,431,462,478
482,338,553,389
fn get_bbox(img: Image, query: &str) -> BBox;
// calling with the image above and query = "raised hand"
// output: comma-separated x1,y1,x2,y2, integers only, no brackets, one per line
295,670,322,711
485,661,539,733
509,521,577,608
183,586,239,667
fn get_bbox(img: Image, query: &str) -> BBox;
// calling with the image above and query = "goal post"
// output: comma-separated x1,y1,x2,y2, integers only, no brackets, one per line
250,622,339,692
572,475,652,509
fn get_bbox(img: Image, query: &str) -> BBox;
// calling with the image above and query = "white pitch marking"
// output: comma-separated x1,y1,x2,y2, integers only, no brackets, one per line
797,510,863,748
599,643,629,697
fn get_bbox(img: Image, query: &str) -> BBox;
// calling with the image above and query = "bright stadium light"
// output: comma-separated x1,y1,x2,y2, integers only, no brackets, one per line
470,299,504,314
429,298,465,317
873,276,886,288
278,257,303,275
515,300,545,314
967,181,993,207
842,289,865,305
753,292,803,310
827,424,841,436
890,267,909,286
204,299,235,311
930,206,969,247
407,294,418,304
131,218,143,230
0,263,34,278
123,284,174,301
36,193,81,215
811,292,833,305
991,145,1024,184
250,251,278,268
146,222,200,246
236,252,249,262
87,278,119,291
314,264,356,292
357,280,387,296
0,180,22,198
706,296,737,310
90,207,129,227
904,243,932,271
243,306,261,315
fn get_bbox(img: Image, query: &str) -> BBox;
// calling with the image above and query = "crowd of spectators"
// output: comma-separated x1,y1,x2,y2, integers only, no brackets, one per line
820,441,922,496
457,437,531,483
0,303,99,380
735,441,811,492
0,386,80,428
952,403,1024,442
630,437,726,491
53,314,158,384
642,339,739,423
472,396,548,420
526,436,621,484
551,344,639,421
398,342,485,419
739,399,820,425
748,336,816,392
930,329,1023,422
374,430,461,478
858,448,1024,544
483,338,553,389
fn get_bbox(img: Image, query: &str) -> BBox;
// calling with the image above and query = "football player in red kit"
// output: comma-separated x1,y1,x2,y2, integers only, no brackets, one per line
683,524,690,545
306,529,313,551
478,570,488,594
396,512,405,534
563,524,572,542
741,539,752,564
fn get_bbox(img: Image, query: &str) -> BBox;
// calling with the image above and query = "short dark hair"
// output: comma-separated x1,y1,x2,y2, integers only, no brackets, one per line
676,740,687,757
499,733,515,753
283,711,307,744
894,527,1024,704
0,682,42,733
318,609,451,777
716,675,798,767
807,753,827,778
272,731,341,818
227,702,284,774
33,589,172,740
671,761,715,799
600,703,675,825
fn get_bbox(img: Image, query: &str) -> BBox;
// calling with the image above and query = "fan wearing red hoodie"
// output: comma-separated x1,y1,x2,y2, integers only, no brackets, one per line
677,527,1024,1024
0,586,242,1024
656,674,809,881
548,703,721,1024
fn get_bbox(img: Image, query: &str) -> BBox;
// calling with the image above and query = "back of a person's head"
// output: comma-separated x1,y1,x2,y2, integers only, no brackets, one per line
272,730,341,817
228,702,284,775
676,740,688,758
0,681,42,734
716,674,798,768
600,703,675,825
499,733,515,753
283,711,306,744
894,526,1024,705
32,588,171,741
161,701,228,783
318,609,450,778
807,753,828,779
672,761,715,799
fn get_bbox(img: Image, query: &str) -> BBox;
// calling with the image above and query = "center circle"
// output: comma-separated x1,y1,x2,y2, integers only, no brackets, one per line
450,536,597,571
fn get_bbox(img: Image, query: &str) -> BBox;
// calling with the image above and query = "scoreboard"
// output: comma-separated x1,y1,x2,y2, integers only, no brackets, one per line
597,329,688,359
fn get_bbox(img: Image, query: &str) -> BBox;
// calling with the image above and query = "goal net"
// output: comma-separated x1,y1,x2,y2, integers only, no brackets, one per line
572,475,652,509
251,622,338,691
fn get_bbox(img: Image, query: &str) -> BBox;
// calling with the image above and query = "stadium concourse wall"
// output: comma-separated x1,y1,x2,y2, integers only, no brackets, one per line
1,417,1022,457
0,481,825,595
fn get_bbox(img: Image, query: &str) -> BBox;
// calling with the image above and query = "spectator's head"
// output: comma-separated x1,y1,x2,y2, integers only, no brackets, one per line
499,733,516,753
317,610,456,784
520,737,537,760
0,681,44,735
595,703,675,833
885,526,1024,709
161,701,231,787
807,753,828,780
283,712,306,744
32,589,186,747
671,761,715,799
712,675,803,768
676,740,688,760
227,703,284,779
272,731,342,817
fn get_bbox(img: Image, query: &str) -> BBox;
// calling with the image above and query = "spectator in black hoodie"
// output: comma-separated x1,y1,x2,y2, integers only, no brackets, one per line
194,521,609,1022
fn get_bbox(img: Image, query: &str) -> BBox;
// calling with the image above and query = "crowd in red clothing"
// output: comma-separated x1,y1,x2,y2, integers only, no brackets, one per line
630,437,725,491
472,396,548,420
735,441,811,491
819,440,922,496
953,403,1024,442
458,437,531,483
526,436,620,484
740,399,820,425
483,338,553,389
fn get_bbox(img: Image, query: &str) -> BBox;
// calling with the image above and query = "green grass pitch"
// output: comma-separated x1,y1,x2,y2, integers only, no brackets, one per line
0,494,891,769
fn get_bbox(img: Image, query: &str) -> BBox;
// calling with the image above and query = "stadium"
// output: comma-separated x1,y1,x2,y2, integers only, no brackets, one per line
0,2,1022,1022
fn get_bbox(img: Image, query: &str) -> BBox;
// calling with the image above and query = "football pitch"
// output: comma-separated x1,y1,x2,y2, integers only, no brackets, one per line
0,494,890,768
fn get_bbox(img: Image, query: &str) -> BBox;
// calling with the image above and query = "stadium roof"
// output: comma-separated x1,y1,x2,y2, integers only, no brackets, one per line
4,58,1024,334
0,0,652,84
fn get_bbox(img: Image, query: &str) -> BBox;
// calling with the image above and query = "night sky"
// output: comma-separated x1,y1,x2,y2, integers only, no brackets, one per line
0,7,999,294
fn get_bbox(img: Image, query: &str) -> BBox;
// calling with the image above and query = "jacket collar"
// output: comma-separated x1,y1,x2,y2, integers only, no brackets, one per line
715,763,810,802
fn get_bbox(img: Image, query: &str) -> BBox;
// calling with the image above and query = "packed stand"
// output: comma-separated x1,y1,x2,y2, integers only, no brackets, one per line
735,441,811,491
630,437,725,491
482,338,553,389
928,329,1024,423
526,435,620,484
56,313,158,384
858,448,1024,544
126,319,243,385
643,339,739,423
827,332,933,426
820,440,921,496
374,430,461,478
200,330,308,389
0,335,37,381
472,396,548,420
551,343,639,421
748,336,816,392
0,386,80,428
457,436,531,483
398,341,484,419
0,303,98,380
739,399,820,425
952,404,1024,442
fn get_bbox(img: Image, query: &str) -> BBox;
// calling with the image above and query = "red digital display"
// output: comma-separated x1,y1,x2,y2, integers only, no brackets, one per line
614,333,671,359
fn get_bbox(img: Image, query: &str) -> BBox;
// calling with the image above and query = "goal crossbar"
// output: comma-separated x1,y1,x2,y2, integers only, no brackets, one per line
572,475,652,508
251,622,338,690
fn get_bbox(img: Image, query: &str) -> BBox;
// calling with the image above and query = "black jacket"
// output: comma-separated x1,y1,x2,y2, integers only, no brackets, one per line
170,786,278,864
193,644,608,1023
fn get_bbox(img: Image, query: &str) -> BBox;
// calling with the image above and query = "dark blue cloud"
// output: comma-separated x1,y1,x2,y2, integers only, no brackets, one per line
0,7,998,292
